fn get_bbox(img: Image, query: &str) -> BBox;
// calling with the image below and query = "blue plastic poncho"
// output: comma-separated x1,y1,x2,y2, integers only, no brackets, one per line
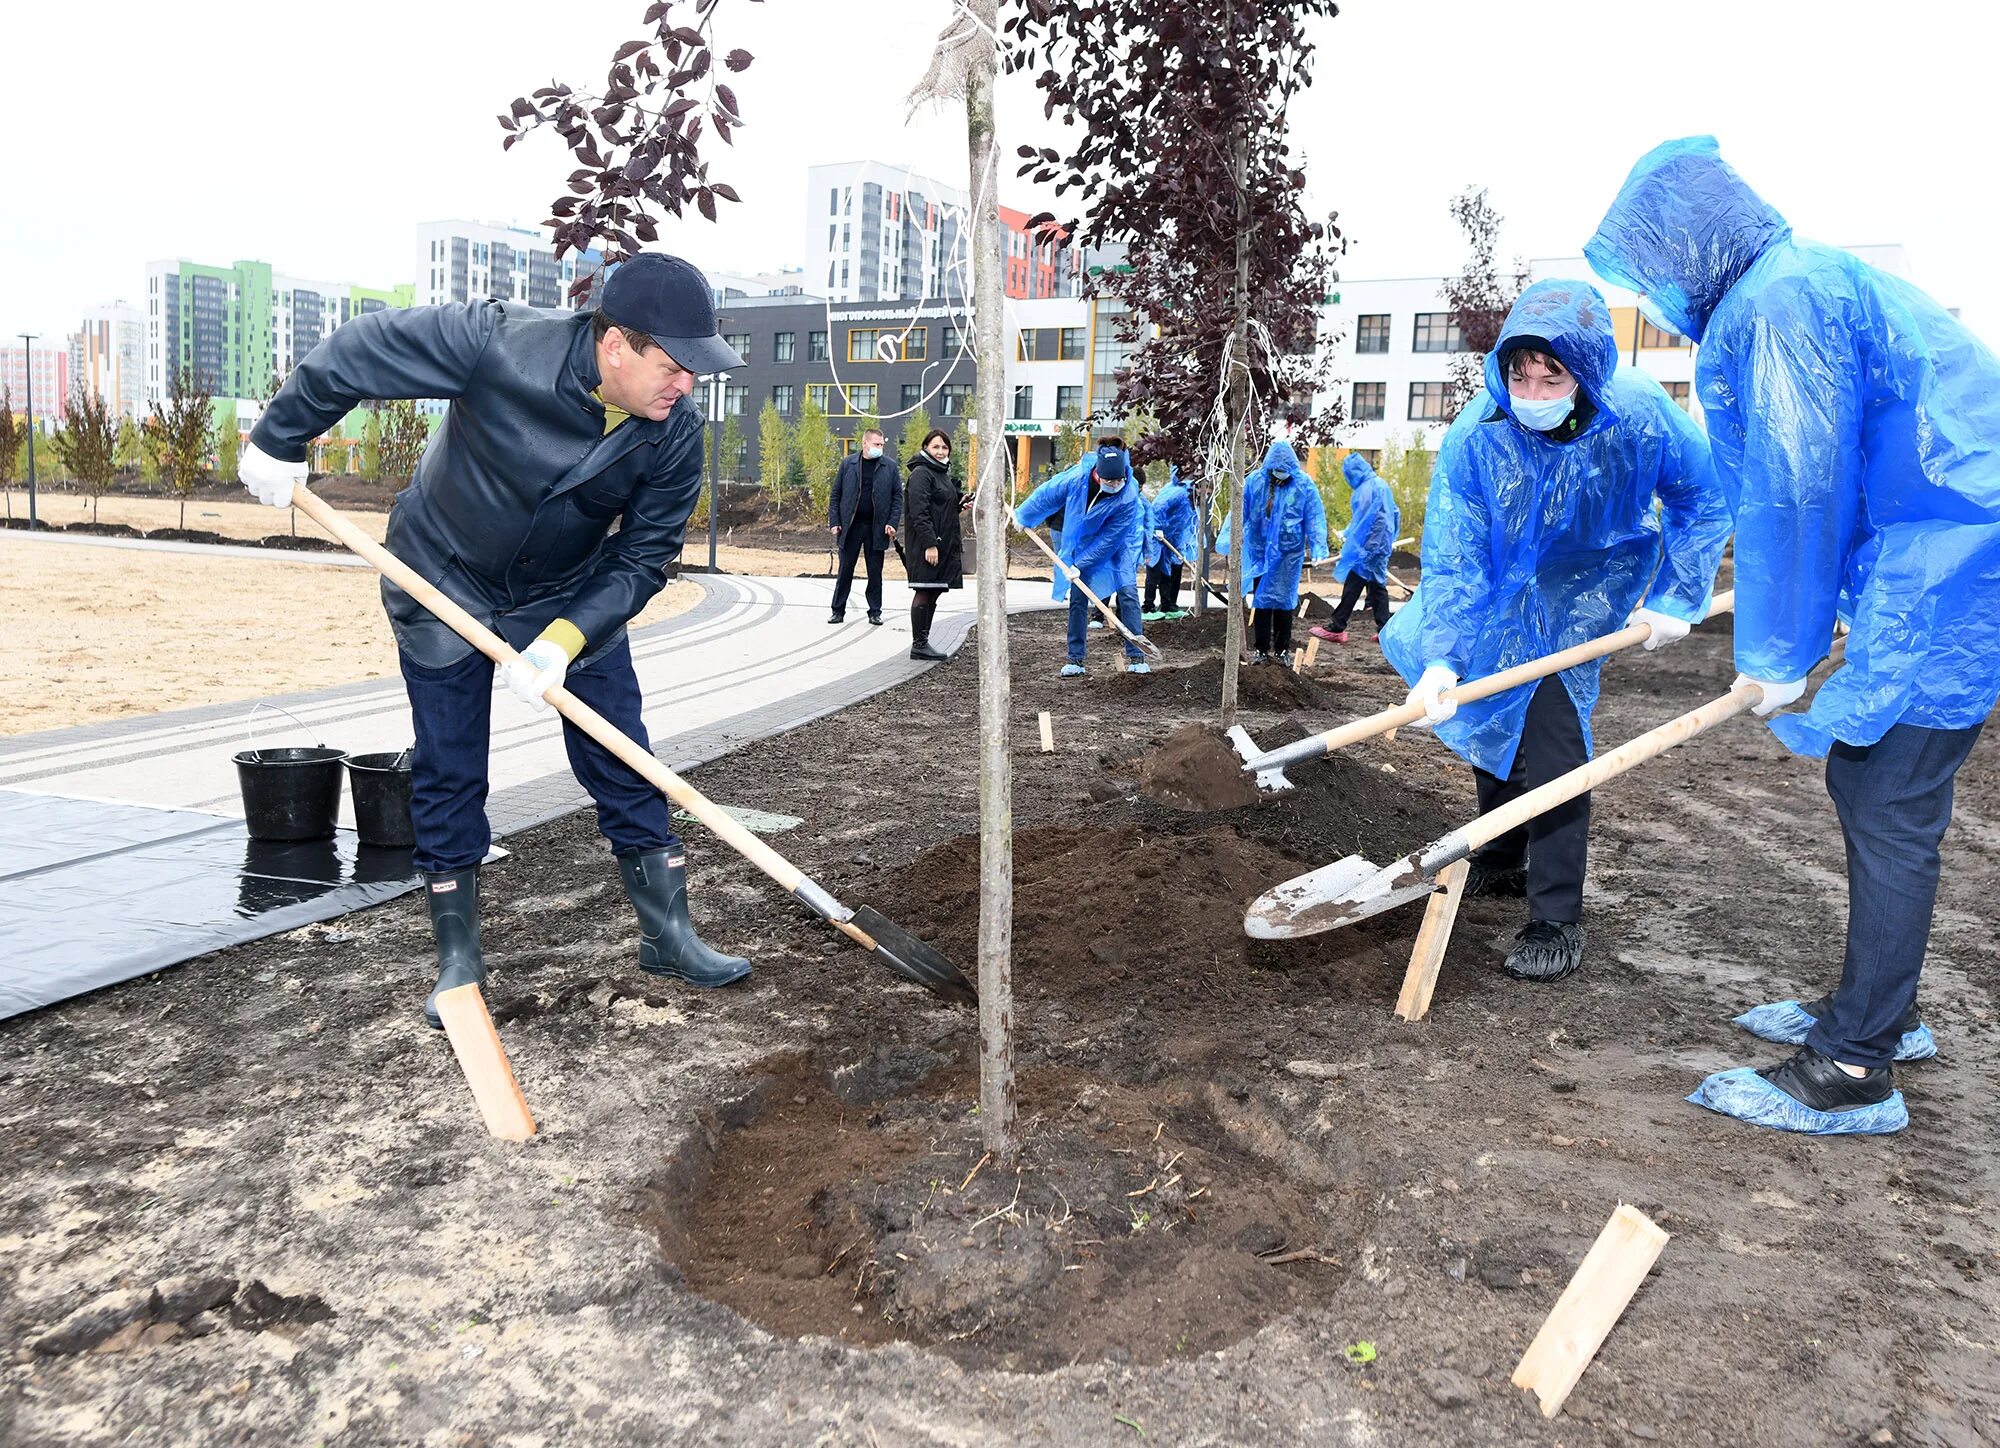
1380,278,1731,777
1239,441,1329,609
1143,469,1199,570
1586,136,2000,756
1334,454,1400,585
1017,457,1146,601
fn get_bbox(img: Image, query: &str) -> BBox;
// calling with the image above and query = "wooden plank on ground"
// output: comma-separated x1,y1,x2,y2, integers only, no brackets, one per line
1394,858,1469,1022
436,984,537,1141
1038,711,1054,753
1511,1204,1670,1417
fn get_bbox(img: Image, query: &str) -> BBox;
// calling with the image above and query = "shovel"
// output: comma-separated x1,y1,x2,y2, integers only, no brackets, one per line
1244,659,1814,939
1239,591,1735,783
1153,531,1233,610
290,485,975,1004
1010,509,1163,661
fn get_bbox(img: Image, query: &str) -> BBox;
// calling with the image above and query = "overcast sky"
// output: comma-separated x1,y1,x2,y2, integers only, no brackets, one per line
9,0,1995,349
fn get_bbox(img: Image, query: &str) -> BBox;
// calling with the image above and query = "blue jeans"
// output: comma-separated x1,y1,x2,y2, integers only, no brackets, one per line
399,634,677,874
1808,721,1984,1068
1067,587,1146,662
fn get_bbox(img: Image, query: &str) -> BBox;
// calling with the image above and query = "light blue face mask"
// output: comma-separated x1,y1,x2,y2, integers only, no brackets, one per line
1636,293,1679,337
1512,388,1576,432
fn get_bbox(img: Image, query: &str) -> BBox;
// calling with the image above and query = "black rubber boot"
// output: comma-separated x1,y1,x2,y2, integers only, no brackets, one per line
1503,919,1584,983
421,866,488,1030
1465,854,1528,899
619,850,752,987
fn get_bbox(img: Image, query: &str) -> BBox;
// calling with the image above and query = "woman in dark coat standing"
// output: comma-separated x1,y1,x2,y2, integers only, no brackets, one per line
902,428,967,661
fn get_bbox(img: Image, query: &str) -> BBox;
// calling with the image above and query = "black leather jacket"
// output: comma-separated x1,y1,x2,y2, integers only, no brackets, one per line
250,301,703,668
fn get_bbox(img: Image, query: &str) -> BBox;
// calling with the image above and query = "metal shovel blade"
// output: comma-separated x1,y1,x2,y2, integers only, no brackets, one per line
850,905,978,1004
1225,725,1293,793
1244,853,1437,939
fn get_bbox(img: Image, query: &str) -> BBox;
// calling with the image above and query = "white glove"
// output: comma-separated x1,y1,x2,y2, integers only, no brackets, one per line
1630,605,1692,652
1407,663,1460,728
1733,672,1808,717
240,440,307,508
504,639,572,712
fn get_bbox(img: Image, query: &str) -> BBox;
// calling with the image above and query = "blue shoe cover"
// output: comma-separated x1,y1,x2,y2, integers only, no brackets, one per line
1127,661,1152,675
1060,663,1087,677
1733,1000,1937,1062
1686,1067,1909,1136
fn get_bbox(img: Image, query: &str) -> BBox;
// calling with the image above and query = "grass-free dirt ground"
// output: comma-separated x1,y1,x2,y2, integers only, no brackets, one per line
2,601,1996,1445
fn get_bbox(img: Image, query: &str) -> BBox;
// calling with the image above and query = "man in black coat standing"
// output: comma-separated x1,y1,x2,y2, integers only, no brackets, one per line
827,427,903,625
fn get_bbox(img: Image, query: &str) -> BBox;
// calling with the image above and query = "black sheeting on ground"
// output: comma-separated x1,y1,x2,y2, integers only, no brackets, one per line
0,790,417,1019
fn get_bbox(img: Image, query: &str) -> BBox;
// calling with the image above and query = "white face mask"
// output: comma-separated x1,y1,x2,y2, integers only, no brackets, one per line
1636,293,1678,337
1511,388,1577,432
862,445,883,460
1097,476,1126,494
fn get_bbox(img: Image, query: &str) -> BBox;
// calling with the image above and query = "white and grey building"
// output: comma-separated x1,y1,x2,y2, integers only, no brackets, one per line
805,161,966,306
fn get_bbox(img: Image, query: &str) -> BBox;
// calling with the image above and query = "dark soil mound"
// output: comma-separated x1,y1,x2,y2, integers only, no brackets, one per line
144,528,229,545
1108,657,1331,712
1148,608,1232,650
0,517,57,531
1121,723,1262,811
259,534,344,552
63,522,143,538
656,1056,1363,1372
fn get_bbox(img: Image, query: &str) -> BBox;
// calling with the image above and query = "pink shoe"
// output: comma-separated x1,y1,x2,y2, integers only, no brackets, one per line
1309,625,1349,644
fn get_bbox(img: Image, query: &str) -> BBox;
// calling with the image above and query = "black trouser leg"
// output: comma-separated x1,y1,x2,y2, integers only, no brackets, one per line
862,543,885,617
830,525,866,615
1253,609,1274,652
1142,564,1168,613
1468,677,1591,922
1271,609,1295,656
1366,579,1393,629
1326,573,1369,631
1162,564,1182,610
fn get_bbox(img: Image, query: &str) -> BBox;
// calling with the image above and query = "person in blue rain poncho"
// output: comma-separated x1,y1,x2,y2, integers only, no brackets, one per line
1015,439,1152,676
1142,467,1199,617
1311,453,1401,645
1380,278,1730,984
1587,137,2000,1135
1238,439,1329,662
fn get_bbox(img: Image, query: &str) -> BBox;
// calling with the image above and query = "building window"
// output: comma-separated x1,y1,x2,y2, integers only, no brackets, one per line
1057,385,1083,420
723,333,750,362
901,384,923,411
1013,385,1035,420
808,330,829,362
1060,327,1087,360
1354,448,1381,468
772,384,795,412
1356,314,1391,354
938,383,973,417
1351,381,1386,421
1664,380,1692,411
842,383,877,415
942,324,965,356
774,331,795,363
1412,313,1463,353
806,382,836,412
1639,319,1685,349
900,327,927,362
723,384,748,417
1409,381,1454,421
848,328,880,362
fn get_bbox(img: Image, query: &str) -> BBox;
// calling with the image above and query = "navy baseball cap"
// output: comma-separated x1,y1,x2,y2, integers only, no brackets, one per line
1093,444,1129,481
599,253,744,374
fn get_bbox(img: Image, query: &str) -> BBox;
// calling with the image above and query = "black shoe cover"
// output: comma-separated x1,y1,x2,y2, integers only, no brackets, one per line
422,866,489,1030
1503,919,1584,983
1465,855,1527,899
619,850,751,987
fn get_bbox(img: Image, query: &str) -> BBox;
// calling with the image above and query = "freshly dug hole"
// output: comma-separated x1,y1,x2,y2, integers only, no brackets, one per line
650,1056,1367,1372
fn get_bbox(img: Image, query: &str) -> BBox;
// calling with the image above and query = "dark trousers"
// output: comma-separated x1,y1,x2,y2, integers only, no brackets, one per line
399,635,677,875
1252,607,1295,656
1472,677,1591,923
830,524,885,618
1143,563,1183,613
1328,573,1392,632
1807,722,1984,1068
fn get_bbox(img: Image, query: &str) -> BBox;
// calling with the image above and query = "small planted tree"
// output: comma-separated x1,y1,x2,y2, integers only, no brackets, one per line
52,384,119,524
0,388,22,521
720,412,745,483
379,399,432,481
150,366,215,531
215,403,241,484
896,403,933,468
114,417,143,475
1440,186,1527,419
756,398,790,514
1311,444,1350,537
359,409,383,480
795,394,835,521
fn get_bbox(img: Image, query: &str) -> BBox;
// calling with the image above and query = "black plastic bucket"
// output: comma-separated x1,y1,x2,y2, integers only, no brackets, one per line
345,751,416,849
233,747,347,842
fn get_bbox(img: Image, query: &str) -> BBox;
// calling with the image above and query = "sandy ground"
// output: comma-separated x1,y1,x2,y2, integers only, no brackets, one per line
2,535,703,737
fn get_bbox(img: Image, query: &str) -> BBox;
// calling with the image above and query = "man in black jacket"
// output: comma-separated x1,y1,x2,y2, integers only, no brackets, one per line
238,253,752,1029
826,427,903,624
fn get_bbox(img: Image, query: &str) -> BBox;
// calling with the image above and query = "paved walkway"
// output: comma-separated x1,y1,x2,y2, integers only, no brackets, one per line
1,571,1058,840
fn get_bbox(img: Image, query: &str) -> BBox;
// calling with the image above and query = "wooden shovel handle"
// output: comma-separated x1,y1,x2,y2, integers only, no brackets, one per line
291,485,819,903
1009,509,1160,657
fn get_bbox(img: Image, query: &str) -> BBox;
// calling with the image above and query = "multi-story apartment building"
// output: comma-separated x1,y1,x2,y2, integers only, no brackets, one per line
806,162,967,306
67,303,145,419
998,207,1066,300
413,220,603,311
0,343,68,427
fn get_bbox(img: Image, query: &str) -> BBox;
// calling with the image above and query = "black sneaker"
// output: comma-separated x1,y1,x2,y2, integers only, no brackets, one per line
1465,856,1527,899
827,612,844,624
1503,919,1584,982
1799,992,1922,1038
1757,1046,1894,1112
868,613,884,626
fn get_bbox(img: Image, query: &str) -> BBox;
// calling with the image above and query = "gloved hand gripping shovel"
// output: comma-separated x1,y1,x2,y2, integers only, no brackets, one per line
292,485,975,1003
1233,591,1736,787
1010,509,1163,661
1245,652,1820,940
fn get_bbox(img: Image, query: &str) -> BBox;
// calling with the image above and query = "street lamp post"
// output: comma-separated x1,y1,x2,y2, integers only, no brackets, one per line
18,333,38,531
707,369,729,573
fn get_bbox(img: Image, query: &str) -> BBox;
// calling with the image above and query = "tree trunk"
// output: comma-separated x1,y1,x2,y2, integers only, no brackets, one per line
965,0,1017,1163
1219,127,1252,730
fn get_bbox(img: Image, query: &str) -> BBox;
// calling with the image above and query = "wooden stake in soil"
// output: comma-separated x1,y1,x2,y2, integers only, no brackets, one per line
1511,1204,1669,1417
1303,634,1321,667
1038,711,1054,753
1393,858,1469,1022
433,984,536,1141
1289,647,1305,673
